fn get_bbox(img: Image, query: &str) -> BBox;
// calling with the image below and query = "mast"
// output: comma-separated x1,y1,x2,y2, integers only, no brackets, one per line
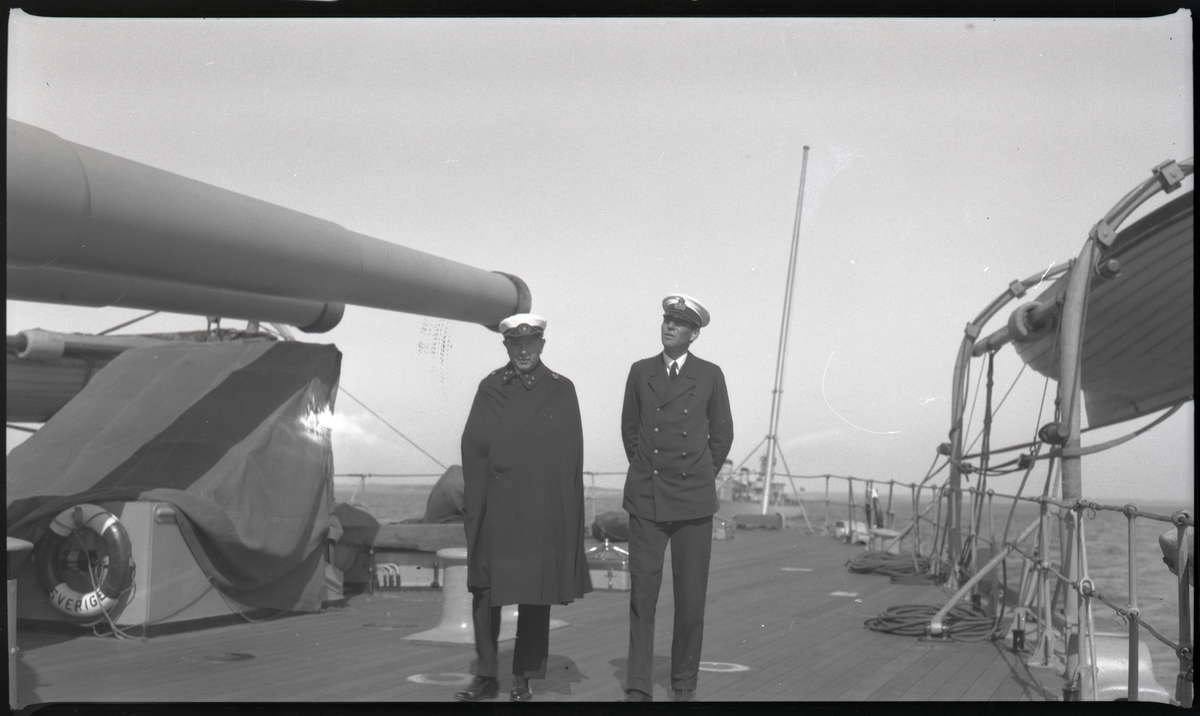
761,146,810,516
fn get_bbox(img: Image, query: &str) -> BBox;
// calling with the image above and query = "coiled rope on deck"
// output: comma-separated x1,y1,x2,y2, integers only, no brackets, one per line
845,551,943,583
864,603,999,641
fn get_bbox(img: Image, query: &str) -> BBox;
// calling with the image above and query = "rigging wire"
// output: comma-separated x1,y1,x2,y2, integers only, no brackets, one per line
963,362,1028,457
97,310,159,336
337,387,447,471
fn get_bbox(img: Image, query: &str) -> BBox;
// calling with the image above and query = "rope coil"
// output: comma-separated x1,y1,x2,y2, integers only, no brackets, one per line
846,551,943,582
864,603,999,641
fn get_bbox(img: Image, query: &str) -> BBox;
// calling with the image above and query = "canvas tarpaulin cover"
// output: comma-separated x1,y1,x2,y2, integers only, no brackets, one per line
6,339,342,613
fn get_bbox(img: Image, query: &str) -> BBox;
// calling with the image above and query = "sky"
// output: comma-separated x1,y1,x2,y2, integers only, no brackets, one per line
6,12,1194,504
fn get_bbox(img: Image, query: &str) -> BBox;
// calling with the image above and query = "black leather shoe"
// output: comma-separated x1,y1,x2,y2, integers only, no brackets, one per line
510,676,533,702
454,676,499,702
674,689,696,702
622,689,652,702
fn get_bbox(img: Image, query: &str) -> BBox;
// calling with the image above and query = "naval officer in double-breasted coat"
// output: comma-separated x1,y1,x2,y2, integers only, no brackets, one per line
620,294,733,702
456,313,592,703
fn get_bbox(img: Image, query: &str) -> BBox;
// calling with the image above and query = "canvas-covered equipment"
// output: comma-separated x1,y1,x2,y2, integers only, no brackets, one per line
6,340,341,614
419,465,466,524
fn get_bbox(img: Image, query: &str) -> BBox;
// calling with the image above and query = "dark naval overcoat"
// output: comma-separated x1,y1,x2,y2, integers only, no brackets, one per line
461,361,593,606
621,353,734,522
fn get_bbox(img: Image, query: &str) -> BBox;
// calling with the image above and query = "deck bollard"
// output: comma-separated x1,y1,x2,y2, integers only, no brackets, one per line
404,547,473,643
404,547,567,644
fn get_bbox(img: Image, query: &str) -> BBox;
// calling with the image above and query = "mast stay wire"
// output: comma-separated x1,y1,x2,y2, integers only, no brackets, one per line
338,387,447,471
97,310,160,336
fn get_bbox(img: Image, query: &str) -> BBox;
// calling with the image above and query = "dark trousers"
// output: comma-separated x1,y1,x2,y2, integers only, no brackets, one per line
626,514,713,695
470,588,551,679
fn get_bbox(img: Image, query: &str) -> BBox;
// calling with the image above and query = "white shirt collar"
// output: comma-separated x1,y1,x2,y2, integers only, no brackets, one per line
663,352,689,370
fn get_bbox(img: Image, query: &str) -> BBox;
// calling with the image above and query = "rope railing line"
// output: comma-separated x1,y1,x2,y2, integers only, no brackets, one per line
1083,583,1182,655
1007,540,1184,654
335,473,445,478
333,467,1191,531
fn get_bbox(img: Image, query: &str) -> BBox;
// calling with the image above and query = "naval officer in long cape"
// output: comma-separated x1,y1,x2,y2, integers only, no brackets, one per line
455,313,593,702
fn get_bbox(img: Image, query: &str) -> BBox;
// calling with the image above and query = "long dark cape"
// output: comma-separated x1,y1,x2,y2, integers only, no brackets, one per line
460,362,592,605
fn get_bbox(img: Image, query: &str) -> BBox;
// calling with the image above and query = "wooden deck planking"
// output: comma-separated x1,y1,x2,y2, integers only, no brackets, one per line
927,643,1006,700
12,527,1049,704
137,616,388,700
830,640,941,700
797,630,921,700
861,640,960,701
702,570,936,699
894,639,984,701
703,601,883,700
777,614,938,700
961,645,1027,701
987,649,1059,701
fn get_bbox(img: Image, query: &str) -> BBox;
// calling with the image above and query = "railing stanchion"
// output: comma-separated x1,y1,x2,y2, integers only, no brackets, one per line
913,484,921,559
987,489,996,550
847,479,856,542
824,475,830,533
1175,512,1193,708
1035,496,1054,667
1126,506,1139,701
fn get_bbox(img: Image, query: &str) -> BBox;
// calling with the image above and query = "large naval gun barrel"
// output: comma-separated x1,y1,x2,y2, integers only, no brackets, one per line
6,119,530,332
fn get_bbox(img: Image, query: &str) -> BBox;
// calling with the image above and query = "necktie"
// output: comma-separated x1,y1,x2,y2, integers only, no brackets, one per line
669,361,678,382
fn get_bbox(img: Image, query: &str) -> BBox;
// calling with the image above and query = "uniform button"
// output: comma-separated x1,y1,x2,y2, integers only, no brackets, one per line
654,427,659,432
656,407,661,411
652,470,659,475
683,409,689,414
682,452,687,457
682,431,688,437
654,449,659,454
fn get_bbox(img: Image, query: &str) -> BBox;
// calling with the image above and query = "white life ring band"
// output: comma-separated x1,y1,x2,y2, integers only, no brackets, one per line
34,503,134,620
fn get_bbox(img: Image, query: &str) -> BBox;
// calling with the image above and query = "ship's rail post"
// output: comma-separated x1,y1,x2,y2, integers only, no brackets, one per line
931,484,945,580
1125,504,1141,701
907,482,916,556
1032,494,1056,667
966,485,979,601
1173,510,1193,708
987,489,996,552
865,478,875,529
886,481,896,530
1077,503,1100,700
847,479,856,542
824,475,831,534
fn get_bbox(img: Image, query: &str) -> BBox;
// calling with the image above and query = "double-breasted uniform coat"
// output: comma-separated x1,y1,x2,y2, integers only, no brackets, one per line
621,351,733,696
621,353,733,521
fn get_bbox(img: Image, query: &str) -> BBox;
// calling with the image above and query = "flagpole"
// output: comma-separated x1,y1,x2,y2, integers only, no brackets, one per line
761,146,810,516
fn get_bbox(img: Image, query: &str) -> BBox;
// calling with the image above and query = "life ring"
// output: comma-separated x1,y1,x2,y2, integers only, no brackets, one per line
34,503,134,620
